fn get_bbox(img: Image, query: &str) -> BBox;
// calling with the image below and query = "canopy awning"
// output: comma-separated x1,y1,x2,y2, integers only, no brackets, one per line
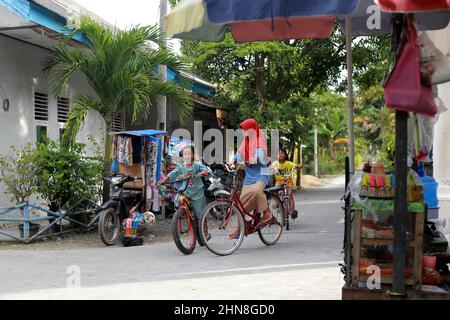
166,0,450,42
110,130,168,137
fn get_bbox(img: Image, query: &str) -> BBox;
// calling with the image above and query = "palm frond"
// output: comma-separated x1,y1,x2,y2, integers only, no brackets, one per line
62,96,103,148
43,45,88,96
143,79,193,125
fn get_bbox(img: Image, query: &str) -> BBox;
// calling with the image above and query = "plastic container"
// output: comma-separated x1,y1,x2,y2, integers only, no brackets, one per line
423,255,437,269
420,176,439,208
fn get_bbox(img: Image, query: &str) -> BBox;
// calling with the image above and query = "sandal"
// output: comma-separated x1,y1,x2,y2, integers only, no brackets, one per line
227,229,240,240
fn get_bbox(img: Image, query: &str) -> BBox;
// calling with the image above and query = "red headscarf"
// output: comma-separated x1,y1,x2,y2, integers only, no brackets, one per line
238,119,268,165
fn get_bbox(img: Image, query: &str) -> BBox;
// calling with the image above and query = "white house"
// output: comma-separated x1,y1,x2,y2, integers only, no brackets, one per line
430,27,450,222
0,0,110,209
0,0,221,210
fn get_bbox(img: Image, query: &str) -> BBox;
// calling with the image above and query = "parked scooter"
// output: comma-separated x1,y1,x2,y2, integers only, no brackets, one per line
98,173,142,246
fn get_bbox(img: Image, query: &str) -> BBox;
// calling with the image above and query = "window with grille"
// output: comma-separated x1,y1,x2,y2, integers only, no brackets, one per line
57,97,70,123
111,112,125,132
34,92,48,121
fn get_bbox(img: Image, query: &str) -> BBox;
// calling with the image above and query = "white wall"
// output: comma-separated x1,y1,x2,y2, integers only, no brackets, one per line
430,27,450,221
0,34,105,209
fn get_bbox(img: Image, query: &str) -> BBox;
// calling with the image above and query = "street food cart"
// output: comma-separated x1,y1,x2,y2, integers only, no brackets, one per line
110,130,168,213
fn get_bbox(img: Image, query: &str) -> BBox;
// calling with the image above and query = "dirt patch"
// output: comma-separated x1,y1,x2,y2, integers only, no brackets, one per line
0,218,173,251
301,175,326,187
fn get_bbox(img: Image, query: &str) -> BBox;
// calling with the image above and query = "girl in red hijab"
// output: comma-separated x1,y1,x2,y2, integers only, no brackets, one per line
228,119,272,239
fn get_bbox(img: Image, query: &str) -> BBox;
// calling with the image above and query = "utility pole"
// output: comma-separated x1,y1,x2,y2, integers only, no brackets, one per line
314,106,319,177
157,0,168,131
155,0,168,219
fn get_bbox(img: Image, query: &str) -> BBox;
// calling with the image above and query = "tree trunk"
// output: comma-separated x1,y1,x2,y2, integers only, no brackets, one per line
330,140,337,162
102,125,112,203
255,54,265,110
296,142,302,189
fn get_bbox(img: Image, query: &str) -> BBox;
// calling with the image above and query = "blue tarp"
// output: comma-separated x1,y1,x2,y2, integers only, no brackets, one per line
111,130,168,138
111,130,167,181
154,66,214,97
204,0,358,23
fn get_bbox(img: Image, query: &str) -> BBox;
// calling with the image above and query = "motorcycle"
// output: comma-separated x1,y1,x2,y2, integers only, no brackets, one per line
98,173,143,246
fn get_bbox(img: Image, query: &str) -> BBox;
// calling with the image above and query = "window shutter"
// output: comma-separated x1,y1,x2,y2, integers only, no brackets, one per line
57,97,70,123
111,112,125,132
34,92,48,122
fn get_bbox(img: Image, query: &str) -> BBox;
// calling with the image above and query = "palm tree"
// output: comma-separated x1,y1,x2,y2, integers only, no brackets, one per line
318,110,348,162
44,16,191,157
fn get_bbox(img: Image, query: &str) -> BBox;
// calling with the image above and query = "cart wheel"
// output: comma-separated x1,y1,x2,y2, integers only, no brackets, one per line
98,208,120,246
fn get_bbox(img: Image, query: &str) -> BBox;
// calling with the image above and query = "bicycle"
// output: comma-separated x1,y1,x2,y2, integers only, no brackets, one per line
272,165,301,231
165,175,208,255
199,163,285,256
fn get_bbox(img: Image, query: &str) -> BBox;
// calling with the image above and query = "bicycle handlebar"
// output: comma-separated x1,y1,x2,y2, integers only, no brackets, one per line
272,165,301,178
224,162,247,173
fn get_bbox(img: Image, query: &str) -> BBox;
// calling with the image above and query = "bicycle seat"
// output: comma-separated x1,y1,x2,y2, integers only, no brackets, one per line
121,191,141,201
214,190,231,198
264,186,284,195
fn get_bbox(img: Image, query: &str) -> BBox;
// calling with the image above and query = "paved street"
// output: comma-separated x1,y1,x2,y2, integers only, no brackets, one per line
0,180,346,300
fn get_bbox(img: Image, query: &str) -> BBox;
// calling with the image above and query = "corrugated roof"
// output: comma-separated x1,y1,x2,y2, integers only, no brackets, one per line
30,0,117,30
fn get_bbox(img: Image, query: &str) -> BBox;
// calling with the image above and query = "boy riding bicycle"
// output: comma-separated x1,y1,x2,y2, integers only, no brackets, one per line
271,149,302,219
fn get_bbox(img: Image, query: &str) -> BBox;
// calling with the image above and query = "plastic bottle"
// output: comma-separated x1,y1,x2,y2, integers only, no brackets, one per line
418,162,424,177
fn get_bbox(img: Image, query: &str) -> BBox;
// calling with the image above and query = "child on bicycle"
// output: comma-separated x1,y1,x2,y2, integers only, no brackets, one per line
157,145,211,219
271,149,302,219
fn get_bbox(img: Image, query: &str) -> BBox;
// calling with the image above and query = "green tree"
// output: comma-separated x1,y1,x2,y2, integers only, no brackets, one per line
43,17,192,185
355,85,395,163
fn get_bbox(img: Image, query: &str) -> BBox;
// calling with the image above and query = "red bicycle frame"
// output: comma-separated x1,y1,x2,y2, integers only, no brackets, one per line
177,195,196,235
219,171,274,236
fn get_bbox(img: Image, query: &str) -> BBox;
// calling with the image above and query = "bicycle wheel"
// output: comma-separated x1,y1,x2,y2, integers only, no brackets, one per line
171,209,196,255
98,208,120,246
284,197,290,231
199,200,245,256
258,195,284,246
195,216,206,247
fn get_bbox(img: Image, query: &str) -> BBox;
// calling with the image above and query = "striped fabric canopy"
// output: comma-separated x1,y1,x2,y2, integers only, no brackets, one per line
166,0,450,42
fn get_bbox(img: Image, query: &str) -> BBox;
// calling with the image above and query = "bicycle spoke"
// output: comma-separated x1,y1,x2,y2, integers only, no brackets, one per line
259,196,283,245
201,202,244,255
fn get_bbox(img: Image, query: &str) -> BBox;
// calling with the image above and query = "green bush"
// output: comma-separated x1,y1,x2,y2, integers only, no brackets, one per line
0,139,103,212
0,144,39,205
33,139,103,212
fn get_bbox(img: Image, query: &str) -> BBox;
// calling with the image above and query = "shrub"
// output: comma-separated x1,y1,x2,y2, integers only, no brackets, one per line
0,144,39,205
32,139,103,212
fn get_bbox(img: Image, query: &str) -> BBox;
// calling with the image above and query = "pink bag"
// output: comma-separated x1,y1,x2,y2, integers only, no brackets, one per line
384,18,437,118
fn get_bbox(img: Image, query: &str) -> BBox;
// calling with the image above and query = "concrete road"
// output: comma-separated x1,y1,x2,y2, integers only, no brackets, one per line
0,182,346,300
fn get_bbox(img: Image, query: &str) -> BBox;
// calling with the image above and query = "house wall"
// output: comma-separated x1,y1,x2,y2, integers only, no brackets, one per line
429,28,450,222
0,34,105,209
125,98,220,141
